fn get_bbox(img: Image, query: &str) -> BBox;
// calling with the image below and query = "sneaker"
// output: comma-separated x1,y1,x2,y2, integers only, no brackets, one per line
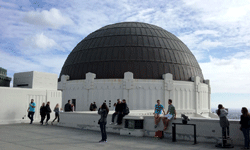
99,140,105,143
109,122,114,125
154,125,157,128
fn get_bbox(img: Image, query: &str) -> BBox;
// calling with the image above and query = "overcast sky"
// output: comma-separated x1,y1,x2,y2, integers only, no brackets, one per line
1,0,250,109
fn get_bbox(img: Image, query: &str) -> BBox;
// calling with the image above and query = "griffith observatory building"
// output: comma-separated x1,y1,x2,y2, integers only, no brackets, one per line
58,22,213,118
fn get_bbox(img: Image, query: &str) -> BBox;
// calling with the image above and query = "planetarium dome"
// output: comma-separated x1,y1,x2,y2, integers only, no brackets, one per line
60,22,204,82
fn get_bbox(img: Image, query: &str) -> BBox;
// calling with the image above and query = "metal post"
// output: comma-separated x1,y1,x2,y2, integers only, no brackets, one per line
194,124,197,144
172,123,176,142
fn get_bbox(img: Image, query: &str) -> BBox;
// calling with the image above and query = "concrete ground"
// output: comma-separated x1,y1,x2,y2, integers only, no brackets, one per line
0,123,242,150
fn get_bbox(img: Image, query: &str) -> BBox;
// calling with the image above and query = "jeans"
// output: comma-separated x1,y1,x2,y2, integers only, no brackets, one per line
46,113,50,123
28,112,35,123
100,122,107,141
242,127,249,148
112,112,118,122
117,113,126,124
40,114,46,124
222,126,229,138
52,113,60,122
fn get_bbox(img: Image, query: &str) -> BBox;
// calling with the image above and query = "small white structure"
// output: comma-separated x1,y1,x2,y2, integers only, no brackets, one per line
0,71,62,124
58,72,215,118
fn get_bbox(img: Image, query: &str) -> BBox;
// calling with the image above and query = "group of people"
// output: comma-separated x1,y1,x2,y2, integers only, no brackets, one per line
28,98,250,148
110,99,129,125
216,104,250,149
27,99,61,125
153,99,176,131
89,102,97,111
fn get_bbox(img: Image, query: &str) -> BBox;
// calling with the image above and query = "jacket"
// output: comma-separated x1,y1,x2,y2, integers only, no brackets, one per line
45,104,51,114
217,109,229,127
64,103,72,112
115,103,123,113
40,106,46,115
240,115,250,128
98,108,108,123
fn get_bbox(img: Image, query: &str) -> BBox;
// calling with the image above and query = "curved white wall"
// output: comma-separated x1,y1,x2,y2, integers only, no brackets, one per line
58,72,212,118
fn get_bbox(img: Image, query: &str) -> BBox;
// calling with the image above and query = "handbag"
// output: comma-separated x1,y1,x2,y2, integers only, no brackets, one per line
154,130,164,139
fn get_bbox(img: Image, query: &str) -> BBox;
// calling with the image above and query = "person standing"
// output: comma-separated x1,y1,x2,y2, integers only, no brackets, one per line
45,102,51,125
216,104,230,139
27,99,36,124
64,100,72,112
154,100,165,128
162,99,176,130
240,107,250,149
98,103,109,143
40,103,46,125
110,99,122,125
51,103,60,125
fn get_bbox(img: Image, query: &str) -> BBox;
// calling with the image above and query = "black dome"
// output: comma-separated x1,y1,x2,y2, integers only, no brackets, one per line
60,22,204,81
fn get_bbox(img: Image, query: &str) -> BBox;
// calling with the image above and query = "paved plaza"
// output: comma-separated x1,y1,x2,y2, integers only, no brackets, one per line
0,123,241,150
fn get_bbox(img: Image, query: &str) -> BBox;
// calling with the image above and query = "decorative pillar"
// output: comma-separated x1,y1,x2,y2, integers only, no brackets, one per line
205,79,211,111
163,73,173,108
84,72,96,107
123,72,134,108
194,76,201,114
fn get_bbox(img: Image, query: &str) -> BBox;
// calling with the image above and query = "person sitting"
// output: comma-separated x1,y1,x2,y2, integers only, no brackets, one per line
216,104,230,139
92,102,97,111
162,99,176,130
110,99,121,125
89,103,93,111
154,100,165,128
117,99,129,125
64,100,72,112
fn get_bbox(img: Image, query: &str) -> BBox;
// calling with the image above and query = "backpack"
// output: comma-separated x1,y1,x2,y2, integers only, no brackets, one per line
124,106,130,115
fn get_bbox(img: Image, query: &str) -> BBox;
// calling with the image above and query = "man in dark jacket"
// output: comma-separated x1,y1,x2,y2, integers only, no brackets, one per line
110,99,122,125
92,102,97,111
40,102,46,125
117,99,129,125
45,101,51,125
64,100,72,112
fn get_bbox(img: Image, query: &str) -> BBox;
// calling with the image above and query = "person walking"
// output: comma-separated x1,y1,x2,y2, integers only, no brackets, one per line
240,107,250,149
216,104,230,139
98,103,109,143
51,103,60,125
64,100,72,112
27,99,36,124
40,102,46,125
45,102,51,125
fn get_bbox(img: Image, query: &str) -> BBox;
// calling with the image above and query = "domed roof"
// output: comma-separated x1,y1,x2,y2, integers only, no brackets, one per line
60,22,204,81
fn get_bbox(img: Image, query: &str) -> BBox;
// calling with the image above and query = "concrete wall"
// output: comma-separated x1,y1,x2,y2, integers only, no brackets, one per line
58,72,212,118
0,87,62,124
1,71,62,124
58,111,243,145
14,71,58,90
